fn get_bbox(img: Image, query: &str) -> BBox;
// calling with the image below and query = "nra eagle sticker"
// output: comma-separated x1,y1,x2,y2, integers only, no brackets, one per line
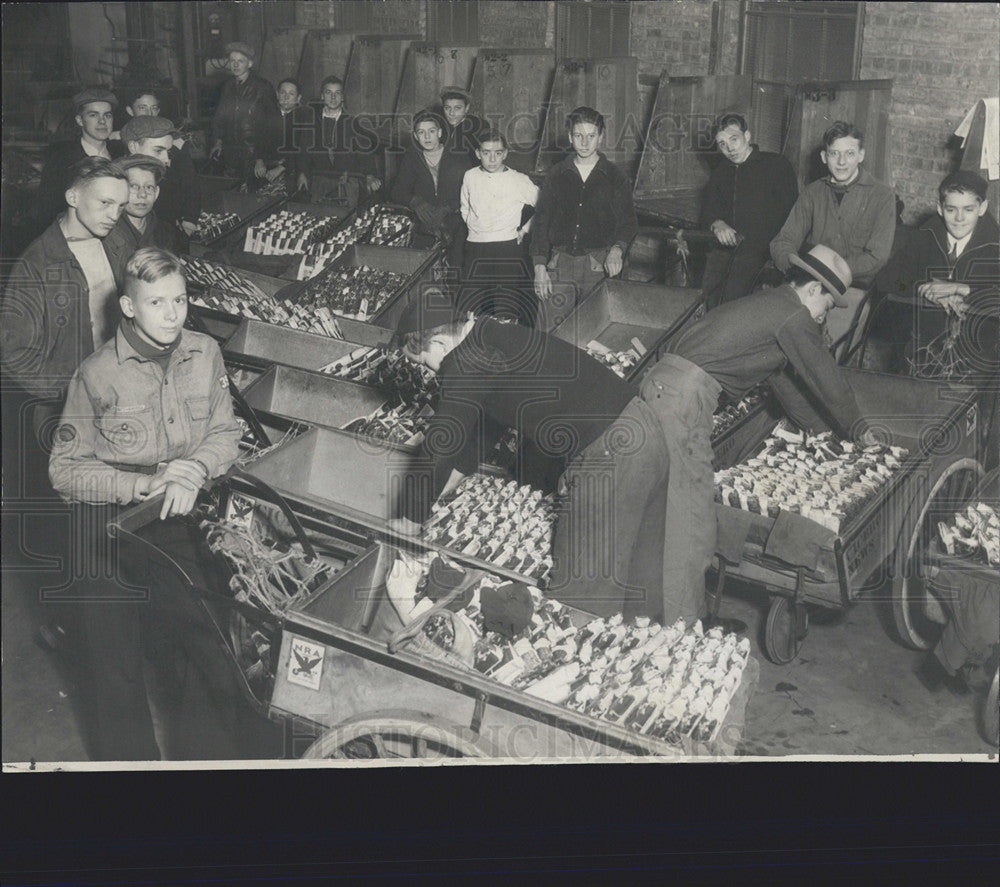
287,636,324,690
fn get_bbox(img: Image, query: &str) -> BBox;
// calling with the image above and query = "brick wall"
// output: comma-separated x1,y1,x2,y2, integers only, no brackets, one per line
630,0,716,79
860,1,1000,223
479,1,554,49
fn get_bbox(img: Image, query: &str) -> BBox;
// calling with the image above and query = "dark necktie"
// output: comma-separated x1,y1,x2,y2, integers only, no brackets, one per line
947,242,958,269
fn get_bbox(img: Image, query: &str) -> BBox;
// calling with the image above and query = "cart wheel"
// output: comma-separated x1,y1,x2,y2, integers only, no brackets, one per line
890,459,983,650
764,596,809,665
982,666,999,748
300,711,494,760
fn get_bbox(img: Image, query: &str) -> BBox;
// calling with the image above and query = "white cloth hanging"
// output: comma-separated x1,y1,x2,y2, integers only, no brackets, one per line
954,97,999,181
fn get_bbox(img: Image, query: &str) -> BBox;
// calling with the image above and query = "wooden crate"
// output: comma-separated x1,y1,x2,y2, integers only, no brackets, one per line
535,57,639,177
634,74,751,227
470,48,555,175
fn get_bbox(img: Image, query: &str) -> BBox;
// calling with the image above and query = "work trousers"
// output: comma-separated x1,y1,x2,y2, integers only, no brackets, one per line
933,570,1000,677
639,353,721,625
459,239,535,326
701,245,768,310
57,506,246,761
549,351,720,625
538,248,608,332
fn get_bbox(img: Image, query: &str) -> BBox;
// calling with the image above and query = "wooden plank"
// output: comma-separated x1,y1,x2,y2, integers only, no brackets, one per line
781,80,893,191
393,43,479,144
470,48,555,175
297,29,354,103
257,26,311,91
535,57,640,176
634,74,751,211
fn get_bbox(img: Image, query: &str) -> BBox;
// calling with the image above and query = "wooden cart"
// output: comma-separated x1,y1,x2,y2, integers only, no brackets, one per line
108,489,757,762
710,370,982,664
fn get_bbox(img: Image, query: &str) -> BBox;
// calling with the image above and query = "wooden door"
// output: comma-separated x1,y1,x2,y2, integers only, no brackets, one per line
297,29,354,103
536,57,639,177
633,74,751,225
393,43,479,144
781,79,892,190
469,48,555,175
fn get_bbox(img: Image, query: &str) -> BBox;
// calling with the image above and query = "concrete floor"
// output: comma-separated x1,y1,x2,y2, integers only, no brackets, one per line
3,547,995,765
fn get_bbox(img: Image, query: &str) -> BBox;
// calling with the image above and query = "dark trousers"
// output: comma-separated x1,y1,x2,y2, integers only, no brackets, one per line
58,506,247,761
701,245,767,310
932,570,999,676
459,239,535,327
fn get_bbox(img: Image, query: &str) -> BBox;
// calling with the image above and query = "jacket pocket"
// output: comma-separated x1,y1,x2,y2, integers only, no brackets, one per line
186,396,211,426
95,407,155,462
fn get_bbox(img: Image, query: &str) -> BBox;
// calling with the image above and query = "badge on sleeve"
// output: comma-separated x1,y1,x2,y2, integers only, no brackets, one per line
219,375,229,389
55,423,77,444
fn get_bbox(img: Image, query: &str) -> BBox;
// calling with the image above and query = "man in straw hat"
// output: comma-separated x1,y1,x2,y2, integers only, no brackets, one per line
651,244,879,625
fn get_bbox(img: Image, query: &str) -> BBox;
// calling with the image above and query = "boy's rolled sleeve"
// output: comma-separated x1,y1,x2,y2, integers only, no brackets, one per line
186,345,241,478
49,372,140,506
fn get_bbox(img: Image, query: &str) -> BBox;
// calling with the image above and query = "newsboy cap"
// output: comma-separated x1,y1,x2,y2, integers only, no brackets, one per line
121,116,178,143
73,87,118,112
225,41,255,62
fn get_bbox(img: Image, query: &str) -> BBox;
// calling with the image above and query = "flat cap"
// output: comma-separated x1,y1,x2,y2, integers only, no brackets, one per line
117,154,167,181
225,41,255,62
73,87,118,112
440,85,471,104
121,116,178,143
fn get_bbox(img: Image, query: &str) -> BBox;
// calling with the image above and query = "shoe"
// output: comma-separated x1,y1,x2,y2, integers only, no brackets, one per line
915,655,970,696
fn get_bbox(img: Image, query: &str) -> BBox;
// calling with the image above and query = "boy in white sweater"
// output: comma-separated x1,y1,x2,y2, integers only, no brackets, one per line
459,131,539,325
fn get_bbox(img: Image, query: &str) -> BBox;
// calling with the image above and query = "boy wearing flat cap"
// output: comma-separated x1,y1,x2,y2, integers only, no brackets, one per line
121,115,194,243
35,87,127,234
103,154,181,290
209,42,281,186
651,244,877,625
438,86,487,163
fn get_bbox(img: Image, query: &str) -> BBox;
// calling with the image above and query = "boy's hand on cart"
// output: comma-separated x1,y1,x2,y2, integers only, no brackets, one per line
534,264,552,299
710,220,740,248
253,159,268,179
386,517,422,537
134,474,168,502
604,245,624,278
159,459,209,491
365,175,382,193
159,481,199,520
918,280,970,306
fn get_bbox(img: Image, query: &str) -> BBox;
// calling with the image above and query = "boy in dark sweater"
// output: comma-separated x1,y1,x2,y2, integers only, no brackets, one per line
699,113,798,308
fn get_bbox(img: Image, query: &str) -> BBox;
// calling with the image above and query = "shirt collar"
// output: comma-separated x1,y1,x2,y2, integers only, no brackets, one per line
947,230,973,254
80,137,110,158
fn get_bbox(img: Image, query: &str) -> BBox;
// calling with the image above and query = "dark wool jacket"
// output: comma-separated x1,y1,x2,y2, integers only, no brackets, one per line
530,153,638,265
211,71,282,159
103,211,180,291
876,210,999,303
1,218,104,397
35,138,127,234
389,144,471,213
297,108,380,178
699,146,799,254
